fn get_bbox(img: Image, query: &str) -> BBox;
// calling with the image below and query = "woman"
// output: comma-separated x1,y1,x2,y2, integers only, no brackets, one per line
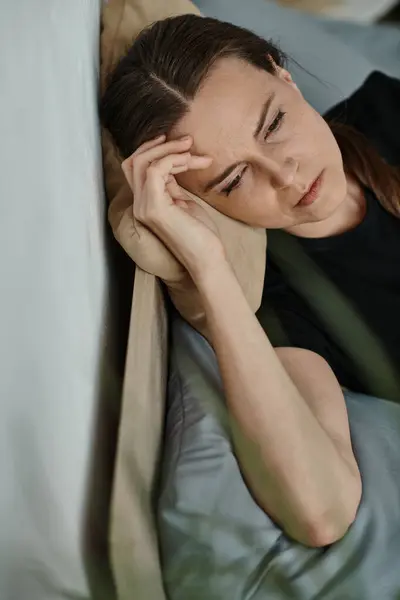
101,15,400,547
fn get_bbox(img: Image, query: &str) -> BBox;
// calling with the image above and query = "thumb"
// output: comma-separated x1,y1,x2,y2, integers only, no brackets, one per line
167,178,192,202
174,198,189,209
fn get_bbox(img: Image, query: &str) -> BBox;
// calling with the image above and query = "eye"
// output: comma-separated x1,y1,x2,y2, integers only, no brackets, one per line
222,167,248,197
264,110,286,140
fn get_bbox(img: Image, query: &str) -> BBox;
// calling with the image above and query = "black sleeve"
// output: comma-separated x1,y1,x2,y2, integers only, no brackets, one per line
258,263,361,392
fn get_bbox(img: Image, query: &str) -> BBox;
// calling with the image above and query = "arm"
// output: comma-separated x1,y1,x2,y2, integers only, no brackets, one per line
196,260,361,547
121,134,361,547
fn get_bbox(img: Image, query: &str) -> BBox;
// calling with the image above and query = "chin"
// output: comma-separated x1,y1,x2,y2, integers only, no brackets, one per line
326,186,347,215
311,196,341,221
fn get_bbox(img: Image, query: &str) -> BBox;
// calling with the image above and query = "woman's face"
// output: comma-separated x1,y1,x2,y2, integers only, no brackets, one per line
174,57,347,231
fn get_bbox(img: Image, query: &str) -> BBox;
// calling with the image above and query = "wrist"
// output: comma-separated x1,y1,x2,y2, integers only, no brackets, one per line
188,245,229,284
192,255,237,297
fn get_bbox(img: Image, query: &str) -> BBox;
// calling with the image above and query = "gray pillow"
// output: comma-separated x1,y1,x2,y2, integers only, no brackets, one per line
318,20,400,79
193,0,390,113
158,316,400,600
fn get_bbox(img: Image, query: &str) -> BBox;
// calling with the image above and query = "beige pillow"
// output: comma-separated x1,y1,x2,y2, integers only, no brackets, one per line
101,3,267,598
101,0,267,340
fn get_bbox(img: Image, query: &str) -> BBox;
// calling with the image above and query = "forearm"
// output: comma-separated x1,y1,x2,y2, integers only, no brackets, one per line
195,260,360,546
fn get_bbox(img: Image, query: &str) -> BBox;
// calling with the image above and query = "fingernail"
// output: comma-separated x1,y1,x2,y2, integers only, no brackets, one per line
181,135,191,141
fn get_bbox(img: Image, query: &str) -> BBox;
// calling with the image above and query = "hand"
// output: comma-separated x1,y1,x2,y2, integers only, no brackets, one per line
121,134,226,280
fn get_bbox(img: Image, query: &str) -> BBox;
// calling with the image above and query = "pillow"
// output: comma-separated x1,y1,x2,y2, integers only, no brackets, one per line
194,0,386,114
102,0,387,340
0,1,112,599
318,20,400,80
159,314,400,600
100,3,265,597
101,0,266,341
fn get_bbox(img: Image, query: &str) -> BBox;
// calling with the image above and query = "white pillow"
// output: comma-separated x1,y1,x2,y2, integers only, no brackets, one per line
0,1,112,599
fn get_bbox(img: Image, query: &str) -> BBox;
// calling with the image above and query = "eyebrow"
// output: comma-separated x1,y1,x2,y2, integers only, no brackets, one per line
254,92,275,139
202,92,276,194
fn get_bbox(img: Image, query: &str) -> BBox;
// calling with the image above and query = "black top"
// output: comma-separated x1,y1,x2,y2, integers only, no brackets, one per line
261,72,400,402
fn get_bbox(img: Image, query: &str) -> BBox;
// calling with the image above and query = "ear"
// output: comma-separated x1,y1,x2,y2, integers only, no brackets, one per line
276,67,300,92
267,55,300,92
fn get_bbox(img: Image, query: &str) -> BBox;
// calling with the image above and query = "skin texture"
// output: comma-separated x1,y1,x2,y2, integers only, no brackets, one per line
175,57,366,237
120,59,363,547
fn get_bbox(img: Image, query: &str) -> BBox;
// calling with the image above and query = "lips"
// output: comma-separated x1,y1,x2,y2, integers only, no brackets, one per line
297,172,323,207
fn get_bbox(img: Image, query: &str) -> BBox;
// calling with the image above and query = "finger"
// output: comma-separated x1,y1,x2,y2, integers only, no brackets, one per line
133,134,166,157
166,178,190,200
144,154,190,205
136,136,193,165
147,153,206,191
150,153,212,174
121,159,133,190
186,155,213,170
170,164,190,175
174,198,189,209
121,134,166,181
146,153,212,196
132,137,194,191
167,155,213,178
122,134,187,180
148,152,191,176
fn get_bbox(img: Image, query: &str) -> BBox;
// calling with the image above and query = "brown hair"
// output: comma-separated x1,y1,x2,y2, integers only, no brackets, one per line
100,14,400,217
330,123,400,217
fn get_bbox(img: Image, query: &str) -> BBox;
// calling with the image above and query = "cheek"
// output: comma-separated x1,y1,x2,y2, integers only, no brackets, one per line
308,112,340,160
288,105,331,160
211,183,277,227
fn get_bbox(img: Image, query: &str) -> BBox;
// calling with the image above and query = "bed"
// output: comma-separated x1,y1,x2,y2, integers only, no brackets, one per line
109,2,400,600
1,1,399,599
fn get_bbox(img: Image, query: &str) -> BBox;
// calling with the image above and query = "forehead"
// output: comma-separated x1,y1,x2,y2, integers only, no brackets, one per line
175,58,279,155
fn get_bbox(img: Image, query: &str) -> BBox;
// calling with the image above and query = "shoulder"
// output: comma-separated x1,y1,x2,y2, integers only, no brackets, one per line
325,71,400,165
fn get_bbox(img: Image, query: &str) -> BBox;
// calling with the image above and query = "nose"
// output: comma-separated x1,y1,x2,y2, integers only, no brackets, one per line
261,155,298,190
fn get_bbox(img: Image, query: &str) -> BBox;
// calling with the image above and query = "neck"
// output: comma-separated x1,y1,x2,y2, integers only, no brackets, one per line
287,175,367,239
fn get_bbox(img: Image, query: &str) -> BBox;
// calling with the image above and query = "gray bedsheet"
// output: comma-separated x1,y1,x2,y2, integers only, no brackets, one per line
158,316,400,600
158,4,400,597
